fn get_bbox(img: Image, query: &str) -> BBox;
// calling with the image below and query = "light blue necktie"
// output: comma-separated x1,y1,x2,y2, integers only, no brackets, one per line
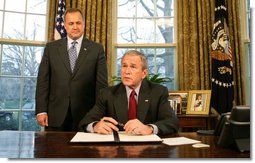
68,41,77,72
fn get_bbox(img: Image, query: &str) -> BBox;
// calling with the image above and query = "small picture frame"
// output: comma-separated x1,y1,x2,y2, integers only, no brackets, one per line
168,91,189,114
186,90,211,115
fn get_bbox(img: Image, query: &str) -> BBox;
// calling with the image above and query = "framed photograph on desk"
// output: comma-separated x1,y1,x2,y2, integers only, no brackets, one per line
186,90,211,115
168,91,189,114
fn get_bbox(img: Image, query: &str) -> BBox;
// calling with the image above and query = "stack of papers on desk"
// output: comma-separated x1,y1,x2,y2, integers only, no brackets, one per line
70,131,162,143
70,132,201,146
162,137,201,146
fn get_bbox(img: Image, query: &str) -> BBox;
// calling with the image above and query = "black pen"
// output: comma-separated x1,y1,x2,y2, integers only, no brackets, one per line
103,120,124,129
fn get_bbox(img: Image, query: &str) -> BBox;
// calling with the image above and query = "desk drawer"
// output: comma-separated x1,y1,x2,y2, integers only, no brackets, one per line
178,117,207,128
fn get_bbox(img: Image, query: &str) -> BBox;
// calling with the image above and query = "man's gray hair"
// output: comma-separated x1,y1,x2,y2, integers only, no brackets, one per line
121,50,148,70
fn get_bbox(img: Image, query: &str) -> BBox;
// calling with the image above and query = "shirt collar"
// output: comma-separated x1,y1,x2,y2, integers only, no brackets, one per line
125,82,142,97
67,35,83,48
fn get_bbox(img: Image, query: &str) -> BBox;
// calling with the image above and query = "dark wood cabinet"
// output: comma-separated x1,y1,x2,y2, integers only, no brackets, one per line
177,114,218,131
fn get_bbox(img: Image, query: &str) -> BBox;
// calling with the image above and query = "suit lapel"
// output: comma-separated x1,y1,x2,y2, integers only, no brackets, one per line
113,84,129,123
57,39,72,73
137,81,151,122
72,38,90,75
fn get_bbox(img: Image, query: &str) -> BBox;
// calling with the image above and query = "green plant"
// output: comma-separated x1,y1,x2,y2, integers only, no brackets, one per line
111,74,172,84
145,74,172,84
111,76,122,83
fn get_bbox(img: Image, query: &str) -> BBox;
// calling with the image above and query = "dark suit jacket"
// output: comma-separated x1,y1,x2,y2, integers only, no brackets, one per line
35,37,108,128
79,80,179,135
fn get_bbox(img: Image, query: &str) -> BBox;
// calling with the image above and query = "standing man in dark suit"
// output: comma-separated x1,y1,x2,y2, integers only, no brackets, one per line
36,8,108,131
79,50,178,135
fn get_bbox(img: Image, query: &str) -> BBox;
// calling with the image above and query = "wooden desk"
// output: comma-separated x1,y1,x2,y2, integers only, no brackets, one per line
177,114,218,131
0,131,250,158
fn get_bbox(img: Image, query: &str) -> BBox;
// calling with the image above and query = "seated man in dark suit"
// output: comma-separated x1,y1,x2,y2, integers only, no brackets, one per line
79,50,179,135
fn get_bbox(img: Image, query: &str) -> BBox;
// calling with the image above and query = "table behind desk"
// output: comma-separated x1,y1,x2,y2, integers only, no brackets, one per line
0,131,250,158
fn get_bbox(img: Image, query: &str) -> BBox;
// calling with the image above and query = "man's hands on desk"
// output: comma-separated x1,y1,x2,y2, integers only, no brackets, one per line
93,117,153,135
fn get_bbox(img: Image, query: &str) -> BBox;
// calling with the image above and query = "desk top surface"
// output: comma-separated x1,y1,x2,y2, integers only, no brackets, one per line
0,130,250,158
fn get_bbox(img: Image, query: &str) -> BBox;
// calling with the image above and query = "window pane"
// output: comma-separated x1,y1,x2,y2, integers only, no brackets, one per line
118,0,136,17
1,45,23,76
156,0,174,17
0,78,21,109
27,0,47,14
0,0,3,10
22,111,41,131
24,46,44,76
0,111,18,130
137,0,154,17
157,47,175,89
156,48,175,89
22,78,36,108
26,14,46,41
118,18,175,44
156,18,174,43
5,0,26,12
1,45,43,76
22,100,35,110
3,12,25,39
117,18,136,43
136,19,155,43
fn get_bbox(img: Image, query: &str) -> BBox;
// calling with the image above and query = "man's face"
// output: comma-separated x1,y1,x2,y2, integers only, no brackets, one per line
64,12,84,40
121,55,148,89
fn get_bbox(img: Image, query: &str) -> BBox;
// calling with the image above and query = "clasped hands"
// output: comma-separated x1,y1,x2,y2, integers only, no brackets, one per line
93,117,153,135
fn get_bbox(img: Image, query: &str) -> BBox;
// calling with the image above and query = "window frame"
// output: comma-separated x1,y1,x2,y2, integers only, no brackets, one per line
0,0,49,131
239,0,251,105
111,0,178,89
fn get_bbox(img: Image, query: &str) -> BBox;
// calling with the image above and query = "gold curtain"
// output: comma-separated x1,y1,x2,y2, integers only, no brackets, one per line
48,0,112,82
177,0,244,105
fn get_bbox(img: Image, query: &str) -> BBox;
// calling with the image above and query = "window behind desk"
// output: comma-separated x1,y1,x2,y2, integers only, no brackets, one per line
0,0,48,131
112,0,177,90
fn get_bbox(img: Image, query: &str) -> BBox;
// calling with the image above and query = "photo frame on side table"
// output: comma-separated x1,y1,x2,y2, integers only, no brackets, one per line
168,91,189,114
186,90,211,115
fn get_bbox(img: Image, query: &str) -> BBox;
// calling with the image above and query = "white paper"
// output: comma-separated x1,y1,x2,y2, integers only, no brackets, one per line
70,132,114,142
162,137,201,146
70,131,162,143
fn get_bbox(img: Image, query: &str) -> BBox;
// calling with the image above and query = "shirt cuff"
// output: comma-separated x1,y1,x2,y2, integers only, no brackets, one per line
36,112,47,116
148,124,158,134
86,121,98,132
